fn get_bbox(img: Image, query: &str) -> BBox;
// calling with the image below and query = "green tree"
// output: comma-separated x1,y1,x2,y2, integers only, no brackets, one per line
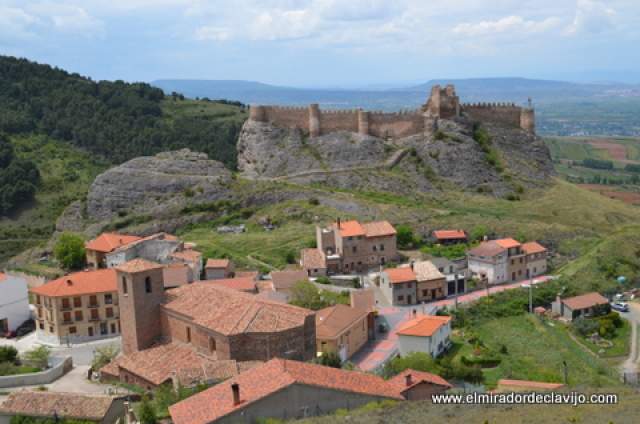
396,225,416,249
138,396,157,424
315,351,342,368
91,344,119,371
54,233,86,270
23,346,50,369
0,346,18,363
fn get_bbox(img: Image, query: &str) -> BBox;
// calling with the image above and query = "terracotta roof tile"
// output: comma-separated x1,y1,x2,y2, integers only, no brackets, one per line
301,248,326,270
235,271,258,280
362,221,396,237
163,283,314,336
561,292,609,311
114,258,164,273
522,241,547,255
202,277,256,292
396,314,451,337
468,240,506,257
169,358,403,424
384,267,416,284
495,238,521,249
433,230,467,240
0,391,118,421
388,369,452,393
270,270,308,291
335,220,366,237
316,304,369,339
411,261,445,282
171,249,202,262
206,259,231,269
31,269,117,298
85,233,142,253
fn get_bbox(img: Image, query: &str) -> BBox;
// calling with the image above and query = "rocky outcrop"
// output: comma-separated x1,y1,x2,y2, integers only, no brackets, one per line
237,117,555,196
86,149,233,220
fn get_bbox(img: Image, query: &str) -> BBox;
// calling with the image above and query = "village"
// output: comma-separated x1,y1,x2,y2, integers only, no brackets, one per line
0,216,633,424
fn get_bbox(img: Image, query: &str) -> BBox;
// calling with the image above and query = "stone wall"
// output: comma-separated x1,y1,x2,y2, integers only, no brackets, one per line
0,356,72,389
461,103,529,130
368,111,424,139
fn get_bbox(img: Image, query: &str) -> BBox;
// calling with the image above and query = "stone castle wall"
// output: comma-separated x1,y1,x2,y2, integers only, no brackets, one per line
248,85,536,137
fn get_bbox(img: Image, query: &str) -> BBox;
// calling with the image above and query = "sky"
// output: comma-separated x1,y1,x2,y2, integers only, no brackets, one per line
1,0,639,87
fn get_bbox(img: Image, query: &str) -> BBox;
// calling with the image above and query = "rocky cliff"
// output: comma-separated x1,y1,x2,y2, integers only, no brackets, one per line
86,149,233,220
237,116,554,197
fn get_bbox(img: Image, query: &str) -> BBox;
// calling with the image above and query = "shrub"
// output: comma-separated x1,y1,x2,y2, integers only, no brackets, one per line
284,250,296,264
91,344,119,371
316,276,331,285
315,351,342,368
138,396,157,424
0,346,18,363
23,346,51,369
308,197,320,206
573,317,599,337
396,225,416,249
53,233,85,270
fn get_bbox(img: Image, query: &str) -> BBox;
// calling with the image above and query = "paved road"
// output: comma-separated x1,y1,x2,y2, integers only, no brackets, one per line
352,276,553,372
621,302,640,378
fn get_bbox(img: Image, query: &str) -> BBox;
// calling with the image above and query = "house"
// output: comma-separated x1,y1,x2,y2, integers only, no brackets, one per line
101,260,316,389
495,379,564,392
316,304,370,361
0,391,128,424
205,259,235,280
430,257,466,296
413,261,447,302
170,249,204,281
162,263,194,289
104,232,182,269
551,292,610,321
387,369,452,400
467,238,547,285
396,314,452,357
300,248,327,277
432,230,467,245
203,277,257,294
168,358,404,424
380,267,417,306
0,273,30,335
100,343,260,390
522,242,548,279
30,269,121,345
302,219,398,275
85,233,141,269
268,270,309,299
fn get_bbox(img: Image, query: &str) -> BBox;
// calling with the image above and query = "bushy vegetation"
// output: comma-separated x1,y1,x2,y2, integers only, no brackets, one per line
382,352,483,384
91,344,120,371
582,158,614,170
53,233,86,270
135,383,211,420
0,133,40,215
472,124,504,173
0,56,246,169
289,281,350,310
0,346,43,377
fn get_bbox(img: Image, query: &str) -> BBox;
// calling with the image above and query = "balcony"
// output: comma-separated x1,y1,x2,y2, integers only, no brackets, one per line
60,305,72,311
88,303,100,309
89,316,100,322
62,320,73,325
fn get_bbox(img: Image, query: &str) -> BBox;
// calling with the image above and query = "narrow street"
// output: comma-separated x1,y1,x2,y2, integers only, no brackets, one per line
621,302,640,381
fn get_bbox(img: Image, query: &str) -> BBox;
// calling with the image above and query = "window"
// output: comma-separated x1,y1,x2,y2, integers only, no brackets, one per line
35,295,41,304
380,244,385,251
111,323,117,334
373,245,377,252
145,277,152,293
209,337,217,352
49,326,54,333
186,327,191,343
397,295,404,302
106,307,114,318
407,283,412,288
90,309,99,321
352,246,357,253
69,327,77,334
73,297,82,308
63,312,71,323
62,298,70,310
422,289,428,296
75,311,83,321
88,327,94,337
519,258,523,264
122,277,128,295
511,259,514,265
104,294,113,305
380,257,386,264
38,322,44,330
89,295,98,307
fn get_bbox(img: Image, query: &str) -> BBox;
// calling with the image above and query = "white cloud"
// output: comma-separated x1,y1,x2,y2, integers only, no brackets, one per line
194,26,231,41
315,0,402,21
565,0,616,35
0,6,39,40
249,9,319,40
453,15,561,37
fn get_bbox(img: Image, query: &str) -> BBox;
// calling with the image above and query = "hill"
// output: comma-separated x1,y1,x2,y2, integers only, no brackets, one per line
0,55,247,171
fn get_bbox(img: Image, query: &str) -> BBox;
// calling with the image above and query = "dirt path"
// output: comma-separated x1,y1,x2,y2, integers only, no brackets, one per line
622,304,640,377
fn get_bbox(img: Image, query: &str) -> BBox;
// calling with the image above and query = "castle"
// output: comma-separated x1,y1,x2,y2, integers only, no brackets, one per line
249,85,535,139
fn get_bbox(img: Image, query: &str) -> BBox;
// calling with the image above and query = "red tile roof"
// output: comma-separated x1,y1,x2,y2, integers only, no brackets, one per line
85,233,141,253
169,358,403,424
270,270,308,291
336,220,366,237
301,248,326,270
171,249,202,262
102,343,259,386
163,283,314,336
31,269,117,297
467,240,506,257
561,292,609,311
495,238,521,249
362,221,397,237
522,241,547,255
388,369,452,393
235,271,259,280
384,267,416,284
396,314,451,337
0,391,119,421
206,259,231,269
114,258,164,273
203,277,256,292
316,304,369,339
497,379,564,390
433,230,467,240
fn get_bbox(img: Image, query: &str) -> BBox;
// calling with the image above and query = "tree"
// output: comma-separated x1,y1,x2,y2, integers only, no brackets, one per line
23,346,50,369
0,346,18,363
91,344,119,371
54,233,86,270
138,396,157,424
396,225,416,249
382,352,440,378
315,351,342,368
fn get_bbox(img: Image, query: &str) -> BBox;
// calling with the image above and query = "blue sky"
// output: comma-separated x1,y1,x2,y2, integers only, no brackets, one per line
1,0,639,86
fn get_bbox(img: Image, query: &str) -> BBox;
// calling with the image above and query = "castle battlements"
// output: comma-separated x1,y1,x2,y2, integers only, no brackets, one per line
249,85,535,139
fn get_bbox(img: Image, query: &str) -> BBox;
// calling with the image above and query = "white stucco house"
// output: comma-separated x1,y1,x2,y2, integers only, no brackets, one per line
396,314,452,358
0,272,31,334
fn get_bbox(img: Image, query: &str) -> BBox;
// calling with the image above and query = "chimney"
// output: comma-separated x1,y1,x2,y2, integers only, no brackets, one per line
231,383,241,406
66,279,73,286
405,373,413,387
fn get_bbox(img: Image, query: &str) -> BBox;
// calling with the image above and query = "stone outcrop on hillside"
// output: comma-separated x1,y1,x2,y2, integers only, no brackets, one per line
86,149,233,220
237,117,555,196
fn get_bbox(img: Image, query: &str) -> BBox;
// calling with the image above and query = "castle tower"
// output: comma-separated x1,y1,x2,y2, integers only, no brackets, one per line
357,109,369,135
520,99,535,133
116,259,166,355
308,104,321,137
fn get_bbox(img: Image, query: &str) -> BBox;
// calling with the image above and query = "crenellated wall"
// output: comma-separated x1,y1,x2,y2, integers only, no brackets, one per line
248,85,536,138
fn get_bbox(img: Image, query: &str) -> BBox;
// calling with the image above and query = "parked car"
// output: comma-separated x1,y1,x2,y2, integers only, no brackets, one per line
611,302,629,312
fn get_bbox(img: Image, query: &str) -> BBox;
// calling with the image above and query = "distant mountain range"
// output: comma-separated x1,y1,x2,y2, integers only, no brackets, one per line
152,77,640,111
